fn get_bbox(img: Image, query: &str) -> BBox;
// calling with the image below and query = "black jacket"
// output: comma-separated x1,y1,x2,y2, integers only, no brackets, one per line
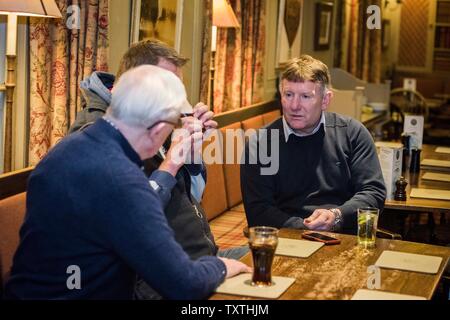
69,72,217,258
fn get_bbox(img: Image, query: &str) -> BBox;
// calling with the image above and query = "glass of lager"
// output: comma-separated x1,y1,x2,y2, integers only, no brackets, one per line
357,207,379,248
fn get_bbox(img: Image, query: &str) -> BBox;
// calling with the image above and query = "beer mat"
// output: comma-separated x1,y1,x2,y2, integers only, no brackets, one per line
421,159,450,168
435,147,450,154
410,188,450,201
421,172,450,183
375,250,442,274
275,238,324,258
351,289,426,300
375,141,403,149
215,274,295,299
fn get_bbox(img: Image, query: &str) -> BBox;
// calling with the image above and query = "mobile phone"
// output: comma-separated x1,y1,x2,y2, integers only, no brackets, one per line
302,232,341,245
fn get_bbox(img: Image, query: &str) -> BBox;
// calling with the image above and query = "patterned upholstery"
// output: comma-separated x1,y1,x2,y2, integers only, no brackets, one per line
210,210,248,249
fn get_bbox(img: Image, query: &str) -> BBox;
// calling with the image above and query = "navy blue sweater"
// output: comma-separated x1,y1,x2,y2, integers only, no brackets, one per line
4,119,226,300
241,112,386,234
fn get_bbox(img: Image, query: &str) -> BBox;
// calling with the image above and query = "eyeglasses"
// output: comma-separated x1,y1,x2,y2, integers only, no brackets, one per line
146,120,179,131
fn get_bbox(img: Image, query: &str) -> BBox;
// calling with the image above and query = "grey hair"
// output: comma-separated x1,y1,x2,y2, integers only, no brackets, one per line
110,65,188,129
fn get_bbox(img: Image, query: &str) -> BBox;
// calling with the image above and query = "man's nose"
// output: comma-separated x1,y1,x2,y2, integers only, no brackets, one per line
289,95,302,111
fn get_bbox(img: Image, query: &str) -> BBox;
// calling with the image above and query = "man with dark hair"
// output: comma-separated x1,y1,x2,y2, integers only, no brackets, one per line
241,55,386,234
68,39,248,299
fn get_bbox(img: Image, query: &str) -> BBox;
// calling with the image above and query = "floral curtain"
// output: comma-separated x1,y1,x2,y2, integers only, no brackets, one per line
335,0,381,83
200,0,213,104
29,0,109,165
213,0,265,114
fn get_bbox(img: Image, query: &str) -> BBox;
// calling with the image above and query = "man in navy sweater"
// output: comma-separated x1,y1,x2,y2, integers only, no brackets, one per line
4,65,250,300
241,55,386,234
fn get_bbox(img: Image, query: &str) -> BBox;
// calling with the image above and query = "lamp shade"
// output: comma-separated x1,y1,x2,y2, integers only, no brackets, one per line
213,0,240,28
0,0,62,18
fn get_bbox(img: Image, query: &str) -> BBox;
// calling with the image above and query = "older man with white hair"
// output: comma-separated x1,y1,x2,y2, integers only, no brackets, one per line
4,65,250,300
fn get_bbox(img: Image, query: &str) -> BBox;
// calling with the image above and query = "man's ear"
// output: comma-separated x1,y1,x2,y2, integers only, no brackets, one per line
321,89,333,111
146,122,167,142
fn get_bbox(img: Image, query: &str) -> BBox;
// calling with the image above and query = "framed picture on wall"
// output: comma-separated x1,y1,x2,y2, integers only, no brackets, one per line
131,0,184,52
314,2,333,51
276,0,304,65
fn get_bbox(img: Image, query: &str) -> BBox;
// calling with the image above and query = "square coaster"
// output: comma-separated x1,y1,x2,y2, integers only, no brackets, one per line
422,172,450,183
435,147,450,154
410,188,450,201
276,238,324,258
215,273,295,299
351,289,426,300
375,250,442,274
421,159,450,168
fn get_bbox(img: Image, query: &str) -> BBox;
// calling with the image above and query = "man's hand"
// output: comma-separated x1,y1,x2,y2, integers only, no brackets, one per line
303,209,335,231
193,102,218,131
159,130,195,176
218,257,252,279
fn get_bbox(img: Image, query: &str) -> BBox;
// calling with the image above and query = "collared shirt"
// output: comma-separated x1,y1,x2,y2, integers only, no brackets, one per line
282,112,326,143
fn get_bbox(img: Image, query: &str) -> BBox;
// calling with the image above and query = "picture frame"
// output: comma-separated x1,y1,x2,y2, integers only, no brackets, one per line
276,0,304,66
130,0,184,52
314,2,334,51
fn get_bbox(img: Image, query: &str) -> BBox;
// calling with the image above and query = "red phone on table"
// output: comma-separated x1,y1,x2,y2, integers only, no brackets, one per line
302,231,341,245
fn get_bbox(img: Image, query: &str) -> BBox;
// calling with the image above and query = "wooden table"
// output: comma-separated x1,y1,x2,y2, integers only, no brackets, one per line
210,229,450,300
384,144,450,214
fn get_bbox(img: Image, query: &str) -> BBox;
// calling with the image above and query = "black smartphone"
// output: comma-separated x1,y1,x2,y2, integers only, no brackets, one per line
302,232,341,245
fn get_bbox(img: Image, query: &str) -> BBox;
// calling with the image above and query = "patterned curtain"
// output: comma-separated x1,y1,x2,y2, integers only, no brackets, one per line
200,0,212,104
214,0,265,114
336,0,381,83
28,0,109,165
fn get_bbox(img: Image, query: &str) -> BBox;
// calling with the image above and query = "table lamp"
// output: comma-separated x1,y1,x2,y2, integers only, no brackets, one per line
210,0,240,108
0,0,62,172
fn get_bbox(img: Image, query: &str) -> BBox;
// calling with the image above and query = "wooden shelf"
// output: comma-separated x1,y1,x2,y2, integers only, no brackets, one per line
436,23,450,27
434,48,450,52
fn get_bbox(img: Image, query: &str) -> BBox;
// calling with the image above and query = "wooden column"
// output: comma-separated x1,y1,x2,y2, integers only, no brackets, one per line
4,55,16,173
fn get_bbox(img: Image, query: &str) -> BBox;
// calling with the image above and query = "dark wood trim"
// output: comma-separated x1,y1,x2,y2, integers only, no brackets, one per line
214,100,281,128
0,167,33,200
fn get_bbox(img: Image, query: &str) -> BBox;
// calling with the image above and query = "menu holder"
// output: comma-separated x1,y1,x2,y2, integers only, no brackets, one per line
435,147,450,154
351,289,426,300
375,250,443,274
410,188,450,201
421,172,450,183
215,274,295,299
275,238,324,258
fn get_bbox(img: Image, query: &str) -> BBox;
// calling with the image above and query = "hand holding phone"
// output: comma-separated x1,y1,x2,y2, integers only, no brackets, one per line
302,231,341,245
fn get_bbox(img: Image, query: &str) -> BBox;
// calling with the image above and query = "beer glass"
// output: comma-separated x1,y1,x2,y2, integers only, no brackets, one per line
248,226,278,287
357,207,379,248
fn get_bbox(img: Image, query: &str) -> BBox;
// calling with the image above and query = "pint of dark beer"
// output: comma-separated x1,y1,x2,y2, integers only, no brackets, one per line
248,226,279,287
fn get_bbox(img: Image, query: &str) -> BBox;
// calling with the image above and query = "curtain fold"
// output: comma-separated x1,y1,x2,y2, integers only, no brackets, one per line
214,0,265,114
29,0,109,165
336,0,381,83
199,0,212,104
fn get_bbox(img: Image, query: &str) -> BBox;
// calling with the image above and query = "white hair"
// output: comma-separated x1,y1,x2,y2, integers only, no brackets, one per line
109,65,190,129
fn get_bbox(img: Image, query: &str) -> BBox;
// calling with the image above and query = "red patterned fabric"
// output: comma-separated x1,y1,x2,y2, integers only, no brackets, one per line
29,0,109,165
210,209,248,249
337,0,381,83
214,0,266,114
